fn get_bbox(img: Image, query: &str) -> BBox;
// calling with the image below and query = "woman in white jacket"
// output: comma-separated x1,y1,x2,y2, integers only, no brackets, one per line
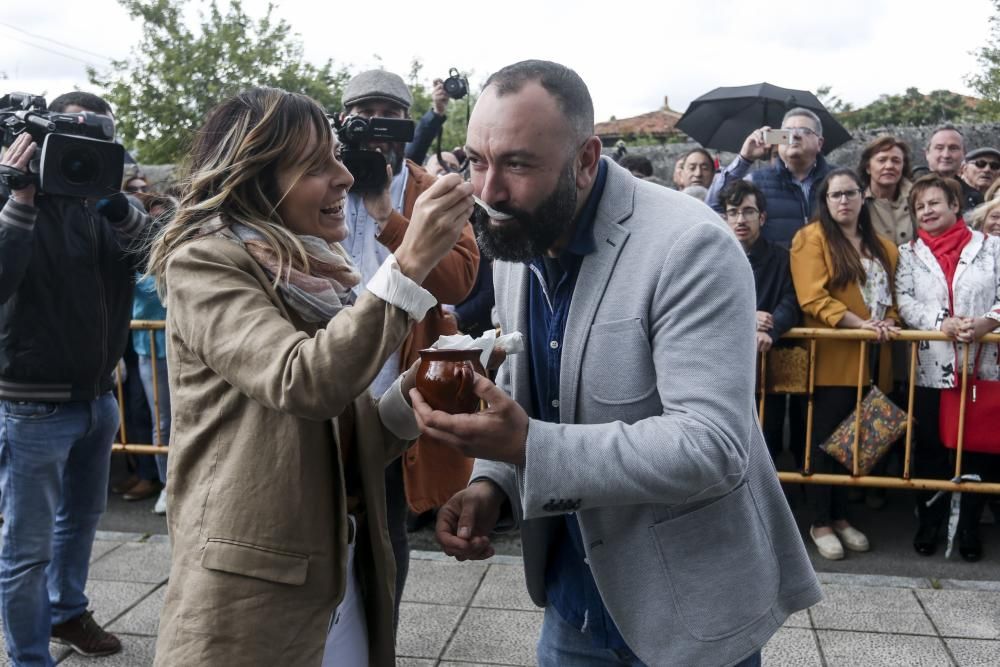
895,175,1000,562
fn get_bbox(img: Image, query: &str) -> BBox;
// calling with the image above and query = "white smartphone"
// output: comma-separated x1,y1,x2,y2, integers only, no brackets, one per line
762,129,792,145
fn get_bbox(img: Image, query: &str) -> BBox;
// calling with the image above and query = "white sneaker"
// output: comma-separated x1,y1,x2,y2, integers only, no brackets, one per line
834,524,870,552
810,526,844,560
153,489,167,515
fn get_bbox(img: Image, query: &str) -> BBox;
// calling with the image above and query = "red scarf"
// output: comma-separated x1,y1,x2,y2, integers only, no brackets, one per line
918,219,972,311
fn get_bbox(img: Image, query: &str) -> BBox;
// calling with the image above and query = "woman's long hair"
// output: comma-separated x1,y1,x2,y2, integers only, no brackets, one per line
147,87,338,294
815,168,894,292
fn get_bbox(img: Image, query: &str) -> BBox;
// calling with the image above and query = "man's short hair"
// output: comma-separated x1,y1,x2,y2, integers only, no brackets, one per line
49,91,112,116
619,155,653,177
781,107,822,137
719,179,767,215
926,124,965,151
484,60,594,144
683,148,714,169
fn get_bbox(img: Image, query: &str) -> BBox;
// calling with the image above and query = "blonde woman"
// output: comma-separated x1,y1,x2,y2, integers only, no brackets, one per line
970,196,1000,237
149,88,473,666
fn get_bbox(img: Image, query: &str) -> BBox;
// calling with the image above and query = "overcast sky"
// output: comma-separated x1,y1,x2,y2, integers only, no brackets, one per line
1,0,995,122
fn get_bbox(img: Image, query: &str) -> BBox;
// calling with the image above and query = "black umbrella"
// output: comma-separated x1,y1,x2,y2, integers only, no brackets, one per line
675,82,852,155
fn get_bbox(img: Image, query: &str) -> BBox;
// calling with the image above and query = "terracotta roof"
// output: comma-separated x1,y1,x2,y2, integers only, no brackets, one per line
596,97,683,141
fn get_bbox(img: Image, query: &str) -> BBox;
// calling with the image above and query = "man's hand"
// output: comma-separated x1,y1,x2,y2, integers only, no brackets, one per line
410,373,528,465
756,331,773,353
431,79,449,116
1,133,37,205
739,126,772,163
756,310,774,332
435,480,506,561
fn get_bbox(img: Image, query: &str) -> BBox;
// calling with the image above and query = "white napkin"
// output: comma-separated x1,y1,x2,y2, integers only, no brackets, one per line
432,330,525,369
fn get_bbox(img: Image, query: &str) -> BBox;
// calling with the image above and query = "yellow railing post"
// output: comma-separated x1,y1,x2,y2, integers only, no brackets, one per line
902,341,918,480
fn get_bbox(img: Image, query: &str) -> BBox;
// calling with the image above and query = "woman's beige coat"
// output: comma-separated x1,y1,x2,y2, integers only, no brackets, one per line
153,234,420,666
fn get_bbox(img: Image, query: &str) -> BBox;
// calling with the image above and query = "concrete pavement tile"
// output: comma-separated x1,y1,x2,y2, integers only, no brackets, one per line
811,585,936,635
108,586,165,636
89,540,121,564
816,572,931,589
944,638,1000,666
57,633,155,666
817,630,952,667
471,563,537,611
916,589,1000,639
440,663,516,666
87,541,171,584
396,659,436,666
761,628,822,666
937,579,1000,592
443,608,542,666
84,580,159,627
783,610,812,628
401,558,487,606
396,602,464,659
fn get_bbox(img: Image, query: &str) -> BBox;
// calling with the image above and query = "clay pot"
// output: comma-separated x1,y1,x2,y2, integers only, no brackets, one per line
416,349,484,414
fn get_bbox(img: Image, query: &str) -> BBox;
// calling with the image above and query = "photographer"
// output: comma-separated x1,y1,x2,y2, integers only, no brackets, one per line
337,70,479,632
0,91,150,664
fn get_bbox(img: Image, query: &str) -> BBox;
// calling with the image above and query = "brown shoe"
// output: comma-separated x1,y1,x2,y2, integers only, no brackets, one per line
122,478,162,501
51,610,122,657
111,474,140,494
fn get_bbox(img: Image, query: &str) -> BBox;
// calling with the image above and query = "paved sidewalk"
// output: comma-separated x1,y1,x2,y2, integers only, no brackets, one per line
1,531,998,666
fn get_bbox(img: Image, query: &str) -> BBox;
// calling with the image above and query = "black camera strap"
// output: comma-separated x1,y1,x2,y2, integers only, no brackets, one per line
0,164,36,191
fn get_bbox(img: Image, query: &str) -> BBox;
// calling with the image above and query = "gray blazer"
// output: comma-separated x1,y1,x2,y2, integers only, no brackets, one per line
473,158,821,667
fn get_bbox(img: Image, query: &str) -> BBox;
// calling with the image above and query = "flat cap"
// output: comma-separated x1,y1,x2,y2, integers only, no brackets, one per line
965,146,1000,162
342,70,412,111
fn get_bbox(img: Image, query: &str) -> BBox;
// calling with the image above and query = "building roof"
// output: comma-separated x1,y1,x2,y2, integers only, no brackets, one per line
595,96,683,142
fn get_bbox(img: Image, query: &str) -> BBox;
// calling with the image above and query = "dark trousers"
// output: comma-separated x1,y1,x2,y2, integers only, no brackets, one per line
384,457,408,630
913,386,1000,531
762,394,806,469
808,387,857,526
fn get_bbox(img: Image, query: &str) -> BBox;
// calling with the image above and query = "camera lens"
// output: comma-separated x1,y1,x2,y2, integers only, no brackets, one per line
59,146,100,185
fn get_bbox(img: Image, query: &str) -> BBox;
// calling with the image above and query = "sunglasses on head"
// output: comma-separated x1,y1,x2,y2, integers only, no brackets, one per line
973,159,1000,170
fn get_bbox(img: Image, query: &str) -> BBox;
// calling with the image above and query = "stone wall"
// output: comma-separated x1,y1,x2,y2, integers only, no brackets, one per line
609,123,1000,184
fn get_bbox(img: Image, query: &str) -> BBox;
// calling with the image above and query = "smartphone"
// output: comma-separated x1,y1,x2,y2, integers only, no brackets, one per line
762,129,792,145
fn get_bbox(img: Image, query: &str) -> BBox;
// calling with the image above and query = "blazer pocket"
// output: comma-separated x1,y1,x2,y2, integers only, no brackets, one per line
649,483,779,640
201,538,309,586
586,318,657,405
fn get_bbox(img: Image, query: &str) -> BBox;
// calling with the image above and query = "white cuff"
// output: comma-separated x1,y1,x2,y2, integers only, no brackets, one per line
367,254,437,321
378,376,421,441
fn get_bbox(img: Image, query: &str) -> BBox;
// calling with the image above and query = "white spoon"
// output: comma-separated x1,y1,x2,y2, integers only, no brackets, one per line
473,195,514,220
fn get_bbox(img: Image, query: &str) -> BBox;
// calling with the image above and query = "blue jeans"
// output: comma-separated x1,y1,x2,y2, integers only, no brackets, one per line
0,394,119,667
137,355,170,485
537,605,763,667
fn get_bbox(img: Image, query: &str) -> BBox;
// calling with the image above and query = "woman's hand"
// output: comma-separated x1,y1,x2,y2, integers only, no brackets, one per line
394,173,474,285
858,318,899,343
942,316,972,342
966,317,999,343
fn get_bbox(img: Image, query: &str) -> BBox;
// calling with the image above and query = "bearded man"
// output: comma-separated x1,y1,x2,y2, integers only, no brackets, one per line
410,60,820,666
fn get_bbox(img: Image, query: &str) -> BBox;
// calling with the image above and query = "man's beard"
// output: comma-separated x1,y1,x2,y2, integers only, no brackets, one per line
472,164,578,263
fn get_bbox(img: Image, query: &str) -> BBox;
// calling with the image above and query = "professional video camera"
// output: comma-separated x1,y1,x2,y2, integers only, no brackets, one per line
0,93,125,198
332,114,414,194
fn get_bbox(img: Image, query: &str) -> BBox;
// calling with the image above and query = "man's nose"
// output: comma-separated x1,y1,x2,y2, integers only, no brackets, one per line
479,168,507,205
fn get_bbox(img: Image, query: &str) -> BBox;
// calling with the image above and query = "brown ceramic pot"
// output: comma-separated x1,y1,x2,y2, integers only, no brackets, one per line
416,349,484,414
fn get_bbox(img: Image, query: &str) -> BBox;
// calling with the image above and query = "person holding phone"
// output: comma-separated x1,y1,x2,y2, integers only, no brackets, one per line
706,108,833,248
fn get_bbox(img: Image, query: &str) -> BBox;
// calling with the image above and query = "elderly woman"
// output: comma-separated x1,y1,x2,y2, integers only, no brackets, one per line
858,136,915,246
895,174,1000,561
147,88,473,665
970,196,1000,237
790,168,900,561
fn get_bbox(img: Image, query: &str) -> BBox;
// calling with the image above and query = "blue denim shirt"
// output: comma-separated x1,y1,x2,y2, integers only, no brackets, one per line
525,161,626,649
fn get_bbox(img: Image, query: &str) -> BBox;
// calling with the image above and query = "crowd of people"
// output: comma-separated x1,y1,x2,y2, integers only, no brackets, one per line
0,60,997,667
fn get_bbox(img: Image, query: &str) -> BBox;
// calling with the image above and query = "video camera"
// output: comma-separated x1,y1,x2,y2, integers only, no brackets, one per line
0,93,125,198
332,114,414,194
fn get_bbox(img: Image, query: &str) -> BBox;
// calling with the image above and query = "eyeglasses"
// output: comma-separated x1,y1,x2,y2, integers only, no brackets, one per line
782,127,819,139
725,207,760,221
827,188,862,201
972,159,1000,170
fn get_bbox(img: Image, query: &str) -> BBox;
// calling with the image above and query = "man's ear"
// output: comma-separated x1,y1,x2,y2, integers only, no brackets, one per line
576,136,602,190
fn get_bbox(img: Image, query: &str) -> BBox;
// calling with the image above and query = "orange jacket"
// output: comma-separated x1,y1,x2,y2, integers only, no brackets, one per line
376,161,480,511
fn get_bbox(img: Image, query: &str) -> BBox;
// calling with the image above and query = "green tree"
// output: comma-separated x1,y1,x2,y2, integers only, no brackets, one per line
840,88,981,128
88,0,350,164
815,85,853,116
967,0,1000,119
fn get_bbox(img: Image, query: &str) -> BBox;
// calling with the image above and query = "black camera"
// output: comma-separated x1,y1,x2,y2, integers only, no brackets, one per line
443,68,468,100
0,93,124,198
332,114,415,194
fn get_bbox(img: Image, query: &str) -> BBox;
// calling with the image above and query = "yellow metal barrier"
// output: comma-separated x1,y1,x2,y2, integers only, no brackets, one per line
764,328,1000,494
113,320,167,456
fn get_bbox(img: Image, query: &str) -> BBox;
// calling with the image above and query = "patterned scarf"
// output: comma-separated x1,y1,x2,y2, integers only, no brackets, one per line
228,222,361,323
